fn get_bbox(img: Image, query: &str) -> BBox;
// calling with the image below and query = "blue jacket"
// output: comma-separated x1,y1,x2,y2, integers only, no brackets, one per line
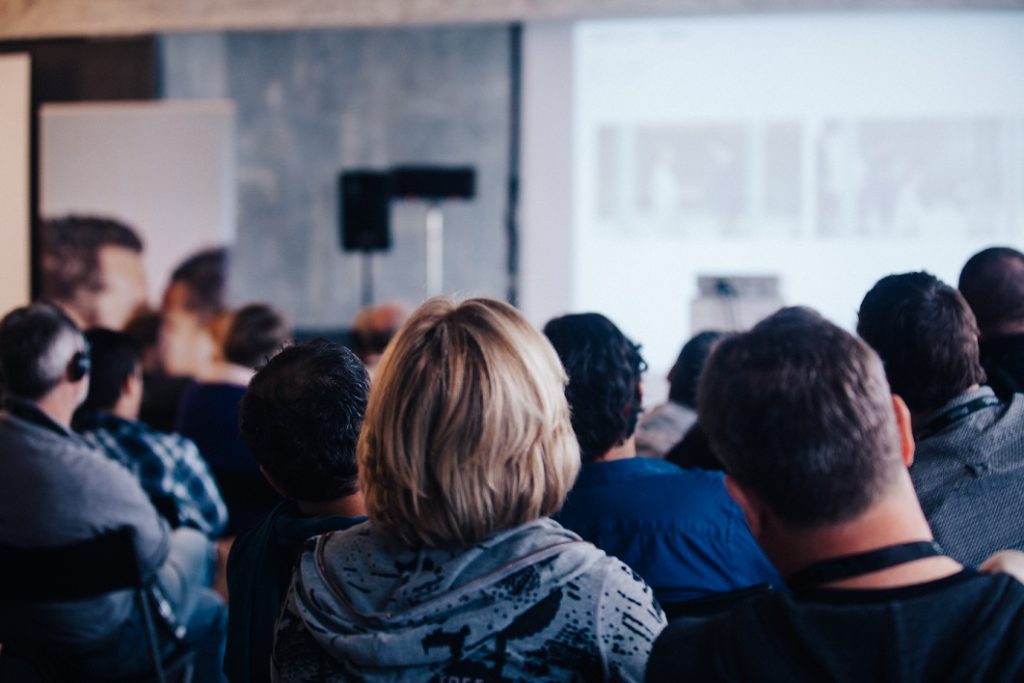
556,457,779,604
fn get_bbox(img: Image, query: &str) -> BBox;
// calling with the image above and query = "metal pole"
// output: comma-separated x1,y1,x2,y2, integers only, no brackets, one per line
360,251,374,306
426,204,444,297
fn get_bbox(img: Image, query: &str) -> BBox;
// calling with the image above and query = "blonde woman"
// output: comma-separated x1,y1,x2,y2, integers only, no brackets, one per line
272,298,666,682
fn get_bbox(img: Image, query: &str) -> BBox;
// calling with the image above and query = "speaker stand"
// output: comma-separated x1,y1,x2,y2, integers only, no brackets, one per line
360,251,374,307
426,204,444,297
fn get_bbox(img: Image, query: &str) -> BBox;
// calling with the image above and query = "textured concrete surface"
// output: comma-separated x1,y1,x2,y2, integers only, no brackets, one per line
159,27,512,328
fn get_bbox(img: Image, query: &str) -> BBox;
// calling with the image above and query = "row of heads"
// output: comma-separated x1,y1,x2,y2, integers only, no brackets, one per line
0,283,945,549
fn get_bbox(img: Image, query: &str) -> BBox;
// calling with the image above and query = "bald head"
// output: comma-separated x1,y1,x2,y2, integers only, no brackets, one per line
959,247,1024,338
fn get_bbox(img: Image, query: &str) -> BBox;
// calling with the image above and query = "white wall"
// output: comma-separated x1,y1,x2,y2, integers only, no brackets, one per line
0,54,31,316
40,100,236,304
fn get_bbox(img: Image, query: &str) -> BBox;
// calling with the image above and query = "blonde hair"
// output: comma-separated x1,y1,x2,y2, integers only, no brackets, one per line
358,297,580,548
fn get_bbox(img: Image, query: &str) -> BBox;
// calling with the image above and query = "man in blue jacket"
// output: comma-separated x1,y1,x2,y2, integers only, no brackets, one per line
545,313,777,606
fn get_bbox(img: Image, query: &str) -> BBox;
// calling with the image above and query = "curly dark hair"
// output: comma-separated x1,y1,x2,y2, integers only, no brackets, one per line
239,339,369,501
543,313,646,463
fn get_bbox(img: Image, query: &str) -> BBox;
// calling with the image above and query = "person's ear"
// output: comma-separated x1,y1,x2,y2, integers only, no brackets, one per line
724,475,766,538
892,394,915,468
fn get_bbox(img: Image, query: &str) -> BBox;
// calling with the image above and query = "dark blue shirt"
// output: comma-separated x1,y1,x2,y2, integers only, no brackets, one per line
556,457,779,604
176,382,280,534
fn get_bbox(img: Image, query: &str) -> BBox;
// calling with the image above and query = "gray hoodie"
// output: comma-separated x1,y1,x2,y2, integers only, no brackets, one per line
272,517,666,682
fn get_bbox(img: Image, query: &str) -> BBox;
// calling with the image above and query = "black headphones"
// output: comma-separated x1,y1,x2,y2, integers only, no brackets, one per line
67,343,91,382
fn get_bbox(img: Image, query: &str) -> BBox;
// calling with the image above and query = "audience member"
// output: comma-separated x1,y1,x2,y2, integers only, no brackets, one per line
858,272,1024,565
160,247,230,380
545,313,777,605
350,301,410,378
40,215,147,330
959,246,1024,399
125,310,195,432
177,303,290,534
664,422,723,471
0,303,226,681
272,298,665,682
647,307,1024,681
636,330,725,457
226,340,369,683
73,328,227,537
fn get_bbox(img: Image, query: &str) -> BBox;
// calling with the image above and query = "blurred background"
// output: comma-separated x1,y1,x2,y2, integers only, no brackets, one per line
1,1,1023,402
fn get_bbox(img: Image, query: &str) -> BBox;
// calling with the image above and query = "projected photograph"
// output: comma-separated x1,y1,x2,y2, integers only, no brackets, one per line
816,118,1017,239
596,122,803,238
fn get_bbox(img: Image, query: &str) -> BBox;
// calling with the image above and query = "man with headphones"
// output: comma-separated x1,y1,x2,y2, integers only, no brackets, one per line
0,303,227,682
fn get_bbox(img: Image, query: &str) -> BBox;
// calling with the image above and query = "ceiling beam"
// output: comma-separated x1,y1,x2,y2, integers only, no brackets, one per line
2,0,1023,40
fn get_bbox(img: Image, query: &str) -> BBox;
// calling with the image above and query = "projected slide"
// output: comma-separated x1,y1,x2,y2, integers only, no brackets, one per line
570,13,1024,373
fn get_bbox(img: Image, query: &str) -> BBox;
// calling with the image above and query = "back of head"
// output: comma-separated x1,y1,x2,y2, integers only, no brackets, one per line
240,340,369,501
0,303,85,401
351,302,411,364
958,247,1024,338
700,307,902,528
223,303,291,370
543,313,645,462
79,328,140,413
359,297,579,548
857,272,985,415
668,331,727,407
166,247,229,320
40,216,143,325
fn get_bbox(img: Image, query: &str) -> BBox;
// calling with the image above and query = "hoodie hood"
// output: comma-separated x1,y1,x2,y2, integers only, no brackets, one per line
288,517,601,672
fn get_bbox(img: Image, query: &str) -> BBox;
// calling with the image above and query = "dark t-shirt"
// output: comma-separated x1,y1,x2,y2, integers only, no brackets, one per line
979,334,1024,401
646,570,1024,682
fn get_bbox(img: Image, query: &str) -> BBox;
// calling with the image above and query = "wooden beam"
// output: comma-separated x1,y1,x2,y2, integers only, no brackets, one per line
2,0,1023,40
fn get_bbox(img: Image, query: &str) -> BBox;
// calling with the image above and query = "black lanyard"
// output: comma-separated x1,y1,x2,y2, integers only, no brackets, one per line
787,541,944,589
915,395,1001,440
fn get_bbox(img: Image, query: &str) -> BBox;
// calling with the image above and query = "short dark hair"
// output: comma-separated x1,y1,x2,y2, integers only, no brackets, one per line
958,247,1024,337
0,302,84,400
40,216,143,307
79,328,140,413
700,307,902,528
668,331,727,406
169,248,229,318
857,272,985,415
239,339,369,501
223,303,291,369
543,313,645,463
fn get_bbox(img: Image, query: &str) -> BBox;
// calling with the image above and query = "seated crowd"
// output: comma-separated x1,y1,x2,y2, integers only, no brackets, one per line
3,225,1024,682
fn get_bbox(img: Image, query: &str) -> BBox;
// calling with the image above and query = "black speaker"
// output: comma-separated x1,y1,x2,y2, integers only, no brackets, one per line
340,171,392,252
391,166,476,201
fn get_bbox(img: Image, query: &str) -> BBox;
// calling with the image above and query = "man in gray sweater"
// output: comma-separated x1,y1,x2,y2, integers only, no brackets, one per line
858,272,1024,567
0,303,226,681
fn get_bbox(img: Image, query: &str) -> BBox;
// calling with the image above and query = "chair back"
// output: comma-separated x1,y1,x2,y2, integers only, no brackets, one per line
0,527,142,602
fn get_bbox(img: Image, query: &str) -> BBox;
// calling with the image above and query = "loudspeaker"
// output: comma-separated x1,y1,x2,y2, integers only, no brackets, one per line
340,171,392,252
391,166,476,201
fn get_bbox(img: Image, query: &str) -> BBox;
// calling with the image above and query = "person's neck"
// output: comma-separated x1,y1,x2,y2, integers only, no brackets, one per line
909,384,982,431
199,360,254,386
34,390,77,430
296,491,367,519
592,436,637,463
982,321,1024,340
769,484,961,589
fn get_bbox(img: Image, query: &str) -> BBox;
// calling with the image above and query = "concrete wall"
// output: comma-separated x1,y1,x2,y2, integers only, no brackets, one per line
159,26,512,328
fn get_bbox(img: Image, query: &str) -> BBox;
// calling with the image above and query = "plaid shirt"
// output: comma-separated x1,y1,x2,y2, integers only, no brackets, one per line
76,411,228,538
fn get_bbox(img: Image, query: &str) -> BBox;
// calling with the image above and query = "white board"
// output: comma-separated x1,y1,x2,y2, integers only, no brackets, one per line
40,100,236,305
